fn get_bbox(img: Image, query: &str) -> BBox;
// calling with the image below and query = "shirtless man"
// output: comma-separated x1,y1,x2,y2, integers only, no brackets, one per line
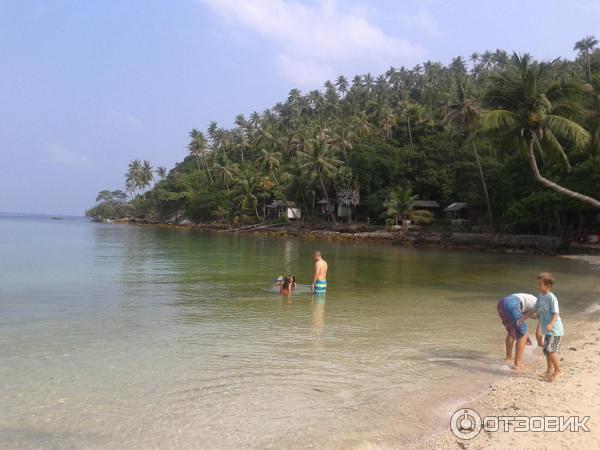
312,251,328,296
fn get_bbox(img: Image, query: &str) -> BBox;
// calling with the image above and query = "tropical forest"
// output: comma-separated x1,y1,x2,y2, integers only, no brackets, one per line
87,36,600,239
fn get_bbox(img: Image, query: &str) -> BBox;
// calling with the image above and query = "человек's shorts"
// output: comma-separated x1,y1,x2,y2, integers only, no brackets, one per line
497,295,527,339
543,335,561,355
314,280,327,296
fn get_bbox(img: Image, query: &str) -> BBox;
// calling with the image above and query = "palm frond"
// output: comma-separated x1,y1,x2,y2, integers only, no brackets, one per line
544,115,591,149
540,130,571,170
480,110,518,132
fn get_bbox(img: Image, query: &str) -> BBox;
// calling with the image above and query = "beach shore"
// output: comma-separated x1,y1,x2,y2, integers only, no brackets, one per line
111,218,580,255
418,258,600,449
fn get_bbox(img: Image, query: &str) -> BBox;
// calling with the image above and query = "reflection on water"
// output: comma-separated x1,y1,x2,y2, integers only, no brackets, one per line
0,216,598,449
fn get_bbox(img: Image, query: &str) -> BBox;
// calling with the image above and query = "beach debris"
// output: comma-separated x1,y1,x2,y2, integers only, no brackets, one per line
568,347,577,351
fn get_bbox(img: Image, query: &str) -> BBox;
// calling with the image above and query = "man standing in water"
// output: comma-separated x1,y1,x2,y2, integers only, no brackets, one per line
312,251,328,295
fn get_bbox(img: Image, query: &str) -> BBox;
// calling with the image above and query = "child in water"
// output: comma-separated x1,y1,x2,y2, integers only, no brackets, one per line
279,277,292,296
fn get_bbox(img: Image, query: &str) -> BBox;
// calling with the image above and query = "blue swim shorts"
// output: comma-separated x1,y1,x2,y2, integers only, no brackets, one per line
497,295,527,339
314,280,327,296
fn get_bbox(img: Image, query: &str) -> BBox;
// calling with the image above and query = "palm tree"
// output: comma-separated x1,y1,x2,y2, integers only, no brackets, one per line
125,159,142,197
574,35,598,81
156,166,167,181
232,172,261,221
584,77,600,154
213,158,235,191
256,148,298,220
139,160,154,194
298,132,342,224
335,75,349,97
382,187,417,231
188,129,213,183
395,99,416,146
444,79,495,230
482,54,600,208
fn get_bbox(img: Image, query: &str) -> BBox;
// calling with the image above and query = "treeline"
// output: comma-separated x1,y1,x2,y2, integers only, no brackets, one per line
87,37,600,236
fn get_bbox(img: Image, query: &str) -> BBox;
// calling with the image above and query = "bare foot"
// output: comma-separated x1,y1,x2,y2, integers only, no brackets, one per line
504,358,513,365
511,364,530,373
537,372,551,380
548,371,562,382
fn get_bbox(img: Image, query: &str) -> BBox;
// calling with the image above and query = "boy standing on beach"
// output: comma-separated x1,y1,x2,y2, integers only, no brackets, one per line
535,273,564,381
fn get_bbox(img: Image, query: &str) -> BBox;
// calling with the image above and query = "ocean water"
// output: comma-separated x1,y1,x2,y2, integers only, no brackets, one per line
0,215,597,449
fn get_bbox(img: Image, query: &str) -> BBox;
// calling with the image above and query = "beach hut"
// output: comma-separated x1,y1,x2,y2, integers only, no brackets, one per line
266,200,302,220
412,200,441,216
443,202,469,226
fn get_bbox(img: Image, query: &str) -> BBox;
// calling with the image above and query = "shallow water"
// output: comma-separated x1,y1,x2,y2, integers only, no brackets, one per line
0,215,597,449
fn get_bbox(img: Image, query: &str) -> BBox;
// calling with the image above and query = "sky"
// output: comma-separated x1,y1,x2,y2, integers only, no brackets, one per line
1,0,599,215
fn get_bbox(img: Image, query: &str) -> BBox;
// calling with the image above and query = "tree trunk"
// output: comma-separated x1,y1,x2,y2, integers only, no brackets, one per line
526,141,600,209
587,52,592,82
407,116,413,146
472,141,495,231
319,173,337,225
199,154,214,184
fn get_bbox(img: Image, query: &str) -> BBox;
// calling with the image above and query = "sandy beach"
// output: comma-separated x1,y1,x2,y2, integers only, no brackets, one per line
418,269,600,449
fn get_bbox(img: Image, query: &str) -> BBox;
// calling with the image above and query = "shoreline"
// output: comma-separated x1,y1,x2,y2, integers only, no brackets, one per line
418,256,600,449
103,218,600,256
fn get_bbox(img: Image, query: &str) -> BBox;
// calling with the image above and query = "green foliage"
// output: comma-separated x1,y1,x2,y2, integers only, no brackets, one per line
87,38,600,235
410,209,434,226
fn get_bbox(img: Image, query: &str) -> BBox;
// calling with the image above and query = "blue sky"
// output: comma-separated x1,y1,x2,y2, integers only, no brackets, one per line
1,0,599,215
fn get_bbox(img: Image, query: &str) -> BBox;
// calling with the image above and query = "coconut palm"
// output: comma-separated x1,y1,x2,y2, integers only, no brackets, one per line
298,132,342,224
125,159,142,197
444,79,495,230
156,166,167,181
256,148,297,219
382,187,417,231
232,172,261,221
139,160,154,193
188,129,213,184
212,158,235,191
481,54,600,208
574,35,598,81
335,75,349,97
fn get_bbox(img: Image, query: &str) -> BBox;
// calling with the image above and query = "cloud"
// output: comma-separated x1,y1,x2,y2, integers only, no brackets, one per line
40,142,91,167
398,10,442,37
199,0,425,87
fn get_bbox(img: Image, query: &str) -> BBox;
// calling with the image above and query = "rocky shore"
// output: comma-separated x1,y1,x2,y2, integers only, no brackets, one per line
108,217,585,255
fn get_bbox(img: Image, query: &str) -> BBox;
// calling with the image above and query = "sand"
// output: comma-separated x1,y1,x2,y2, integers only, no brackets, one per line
416,311,600,450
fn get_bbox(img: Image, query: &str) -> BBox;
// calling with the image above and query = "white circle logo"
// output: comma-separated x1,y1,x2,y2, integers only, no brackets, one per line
450,408,482,440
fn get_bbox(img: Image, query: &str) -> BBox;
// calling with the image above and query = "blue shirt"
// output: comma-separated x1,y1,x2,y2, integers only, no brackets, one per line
536,292,564,336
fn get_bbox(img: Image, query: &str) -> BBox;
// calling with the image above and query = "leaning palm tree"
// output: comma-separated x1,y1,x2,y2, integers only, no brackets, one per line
574,35,598,81
444,79,494,230
481,54,600,208
298,132,342,224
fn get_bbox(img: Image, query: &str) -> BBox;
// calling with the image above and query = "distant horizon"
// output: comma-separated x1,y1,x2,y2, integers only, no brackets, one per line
2,0,599,215
0,211,85,218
